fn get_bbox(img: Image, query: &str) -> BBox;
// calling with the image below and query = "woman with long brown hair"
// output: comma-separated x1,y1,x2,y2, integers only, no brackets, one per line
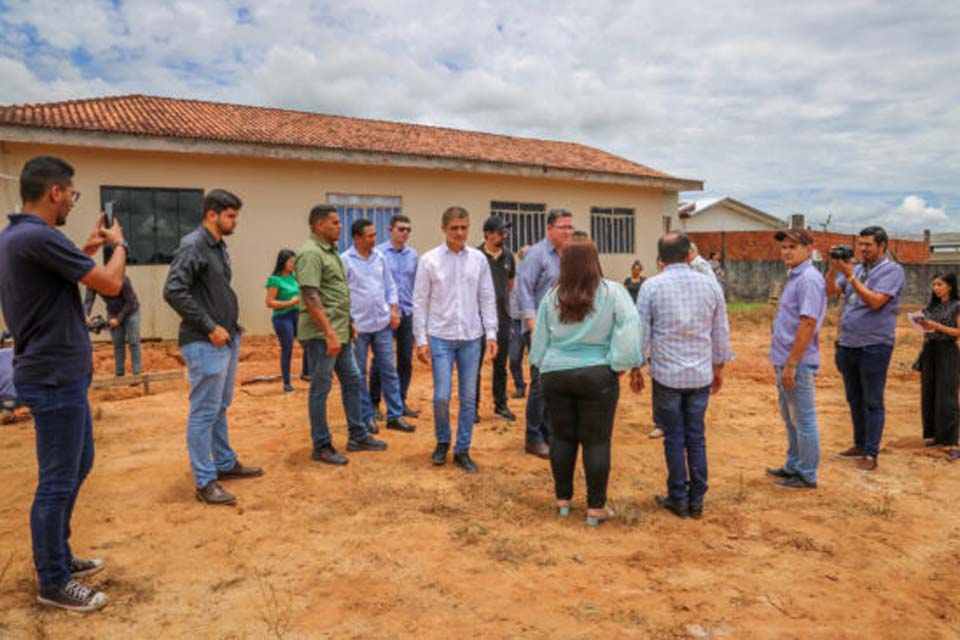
529,241,644,525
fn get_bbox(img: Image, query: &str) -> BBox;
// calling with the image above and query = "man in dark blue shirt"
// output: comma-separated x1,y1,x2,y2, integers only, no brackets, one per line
0,156,128,612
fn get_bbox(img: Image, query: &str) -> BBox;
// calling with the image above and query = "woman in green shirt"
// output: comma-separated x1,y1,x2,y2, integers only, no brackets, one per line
265,249,303,392
530,241,645,525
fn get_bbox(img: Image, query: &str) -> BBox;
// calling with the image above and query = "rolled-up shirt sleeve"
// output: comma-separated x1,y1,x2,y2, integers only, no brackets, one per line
477,257,498,340
608,285,645,371
710,282,735,364
515,257,537,319
412,257,431,346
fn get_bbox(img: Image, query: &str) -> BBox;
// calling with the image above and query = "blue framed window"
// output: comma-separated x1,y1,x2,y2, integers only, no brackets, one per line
591,207,635,254
490,201,546,253
327,194,402,251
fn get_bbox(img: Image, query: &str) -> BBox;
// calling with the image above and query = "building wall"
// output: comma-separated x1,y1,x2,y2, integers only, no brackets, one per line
0,141,672,337
681,204,783,232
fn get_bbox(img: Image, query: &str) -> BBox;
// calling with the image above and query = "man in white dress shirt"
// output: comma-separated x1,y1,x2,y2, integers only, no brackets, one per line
413,207,499,473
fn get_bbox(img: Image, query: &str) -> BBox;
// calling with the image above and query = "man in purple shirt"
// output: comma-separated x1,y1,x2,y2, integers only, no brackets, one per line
766,229,826,489
826,226,905,472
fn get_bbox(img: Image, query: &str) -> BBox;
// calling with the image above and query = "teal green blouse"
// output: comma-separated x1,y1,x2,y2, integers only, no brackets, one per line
265,273,300,317
529,279,645,374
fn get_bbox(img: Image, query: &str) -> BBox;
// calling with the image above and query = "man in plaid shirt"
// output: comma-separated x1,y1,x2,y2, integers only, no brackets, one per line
631,232,734,520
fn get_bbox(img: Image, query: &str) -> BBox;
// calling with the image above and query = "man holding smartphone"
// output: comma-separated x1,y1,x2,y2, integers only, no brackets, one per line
164,189,263,506
0,156,128,612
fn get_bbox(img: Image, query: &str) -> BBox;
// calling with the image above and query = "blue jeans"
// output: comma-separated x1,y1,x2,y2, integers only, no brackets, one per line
775,365,820,484
429,336,481,453
109,309,142,376
355,327,404,421
370,312,415,406
17,378,94,591
181,338,240,488
835,344,893,458
302,338,369,449
508,319,527,393
525,365,550,444
653,380,710,508
272,310,299,387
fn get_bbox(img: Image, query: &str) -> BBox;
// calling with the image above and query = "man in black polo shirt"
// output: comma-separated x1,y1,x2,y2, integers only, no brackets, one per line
476,216,517,421
0,156,129,612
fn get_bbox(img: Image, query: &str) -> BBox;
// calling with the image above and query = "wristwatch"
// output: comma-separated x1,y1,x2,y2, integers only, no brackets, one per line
113,241,130,252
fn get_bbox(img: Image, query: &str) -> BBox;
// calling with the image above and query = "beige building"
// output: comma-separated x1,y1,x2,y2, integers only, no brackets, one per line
0,95,701,338
678,196,785,232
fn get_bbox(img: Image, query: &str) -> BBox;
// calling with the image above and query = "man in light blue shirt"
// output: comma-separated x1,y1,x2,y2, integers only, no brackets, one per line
342,219,415,434
370,214,419,419
633,232,734,520
767,229,826,490
515,209,574,458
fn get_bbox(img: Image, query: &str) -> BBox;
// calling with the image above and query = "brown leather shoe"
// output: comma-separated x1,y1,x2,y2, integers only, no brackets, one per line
857,456,878,472
196,481,236,505
217,460,263,480
525,441,550,459
837,446,866,459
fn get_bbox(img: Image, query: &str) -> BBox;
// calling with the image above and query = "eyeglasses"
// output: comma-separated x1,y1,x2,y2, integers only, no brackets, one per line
72,191,81,203
394,226,412,233
552,224,573,231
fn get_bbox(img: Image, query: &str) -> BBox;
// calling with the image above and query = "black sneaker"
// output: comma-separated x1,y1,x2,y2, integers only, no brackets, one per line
494,406,516,421
311,445,348,465
432,442,450,466
453,451,479,473
372,405,384,421
402,405,420,419
655,495,689,519
511,388,525,399
366,418,380,434
386,417,416,432
69,557,104,579
346,435,388,452
775,476,817,489
765,467,796,479
37,580,108,613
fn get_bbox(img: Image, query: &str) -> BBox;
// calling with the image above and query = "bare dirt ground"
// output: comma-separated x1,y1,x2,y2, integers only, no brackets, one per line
1,308,958,639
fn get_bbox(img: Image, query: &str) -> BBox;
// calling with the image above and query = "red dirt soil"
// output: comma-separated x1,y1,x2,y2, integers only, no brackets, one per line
0,312,958,639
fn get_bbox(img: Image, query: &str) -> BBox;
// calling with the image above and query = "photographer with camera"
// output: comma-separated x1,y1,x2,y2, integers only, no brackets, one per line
825,225,905,472
83,275,141,377
0,156,128,612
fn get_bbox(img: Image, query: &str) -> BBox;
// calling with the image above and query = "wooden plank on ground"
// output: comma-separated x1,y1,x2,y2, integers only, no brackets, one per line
90,370,185,395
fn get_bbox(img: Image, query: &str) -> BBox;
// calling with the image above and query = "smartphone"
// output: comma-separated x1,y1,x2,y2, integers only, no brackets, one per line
103,201,115,228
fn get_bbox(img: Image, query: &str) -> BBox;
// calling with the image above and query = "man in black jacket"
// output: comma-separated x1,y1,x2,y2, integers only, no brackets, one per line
163,189,262,506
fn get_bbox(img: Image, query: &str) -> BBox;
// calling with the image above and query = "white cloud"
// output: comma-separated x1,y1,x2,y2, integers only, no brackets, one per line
0,0,957,231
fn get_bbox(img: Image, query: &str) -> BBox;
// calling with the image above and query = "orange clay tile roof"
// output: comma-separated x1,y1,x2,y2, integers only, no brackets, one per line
0,94,684,182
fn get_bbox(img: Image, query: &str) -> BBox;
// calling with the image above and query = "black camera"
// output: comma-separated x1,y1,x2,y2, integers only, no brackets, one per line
88,315,108,335
829,245,855,261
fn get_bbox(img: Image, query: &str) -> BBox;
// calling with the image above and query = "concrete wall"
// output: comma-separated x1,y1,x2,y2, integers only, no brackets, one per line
721,259,960,304
681,204,782,232
0,141,673,337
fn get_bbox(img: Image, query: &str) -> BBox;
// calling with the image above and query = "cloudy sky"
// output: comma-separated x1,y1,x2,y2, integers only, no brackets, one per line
1,0,957,233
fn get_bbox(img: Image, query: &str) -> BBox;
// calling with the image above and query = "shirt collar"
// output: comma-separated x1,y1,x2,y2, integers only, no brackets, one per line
200,225,224,248
664,263,690,272
7,213,45,226
311,233,337,252
382,242,408,254
443,242,467,256
788,259,812,278
345,245,375,262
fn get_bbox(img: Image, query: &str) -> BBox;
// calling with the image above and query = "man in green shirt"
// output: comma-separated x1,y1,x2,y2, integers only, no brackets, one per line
296,205,387,464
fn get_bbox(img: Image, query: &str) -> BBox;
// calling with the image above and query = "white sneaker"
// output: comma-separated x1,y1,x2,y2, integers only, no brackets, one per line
647,427,664,439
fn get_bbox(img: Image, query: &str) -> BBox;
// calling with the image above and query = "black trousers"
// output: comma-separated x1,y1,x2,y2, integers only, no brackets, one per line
541,365,620,509
920,340,959,446
476,321,511,412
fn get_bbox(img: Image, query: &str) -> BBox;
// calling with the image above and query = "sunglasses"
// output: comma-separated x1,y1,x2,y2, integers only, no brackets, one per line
394,226,412,233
